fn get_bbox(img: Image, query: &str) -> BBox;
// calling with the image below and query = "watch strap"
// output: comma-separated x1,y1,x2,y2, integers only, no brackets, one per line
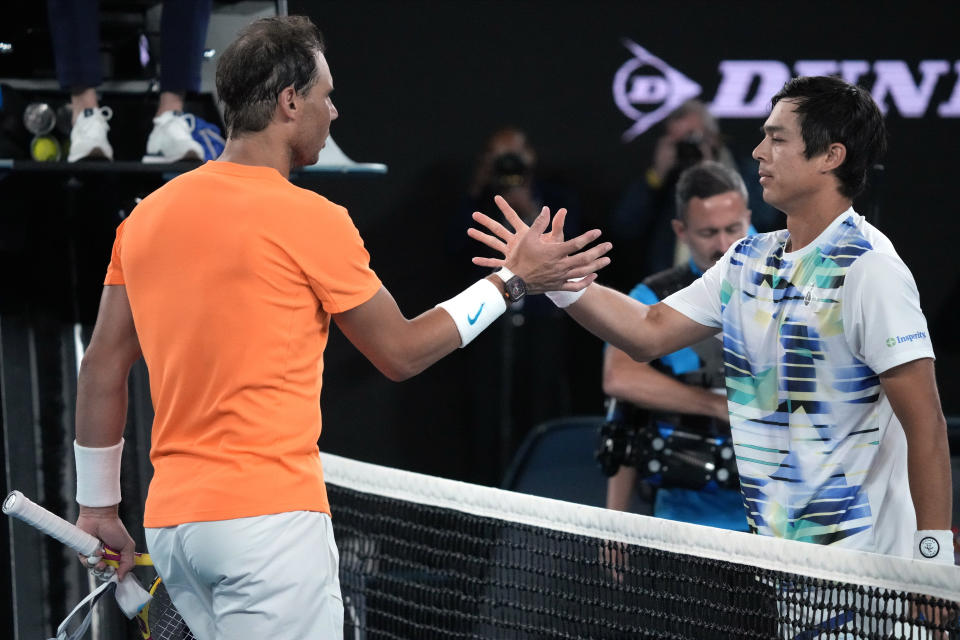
494,267,516,284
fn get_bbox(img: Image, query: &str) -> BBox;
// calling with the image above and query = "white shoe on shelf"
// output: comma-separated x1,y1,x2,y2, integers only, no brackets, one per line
142,111,205,164
67,107,114,162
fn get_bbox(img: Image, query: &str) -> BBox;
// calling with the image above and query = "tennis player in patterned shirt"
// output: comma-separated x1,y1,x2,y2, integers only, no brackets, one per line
474,75,952,564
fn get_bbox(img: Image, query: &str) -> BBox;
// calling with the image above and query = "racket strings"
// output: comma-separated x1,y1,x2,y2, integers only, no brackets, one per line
143,576,195,640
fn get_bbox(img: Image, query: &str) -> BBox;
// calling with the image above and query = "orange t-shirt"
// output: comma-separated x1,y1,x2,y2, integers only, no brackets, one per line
104,161,381,527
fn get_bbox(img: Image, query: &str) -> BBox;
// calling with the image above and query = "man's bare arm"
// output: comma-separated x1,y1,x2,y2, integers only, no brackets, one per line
603,347,727,421
333,286,463,382
76,285,142,447
74,285,142,579
335,204,610,382
469,199,715,360
880,358,952,531
565,286,717,363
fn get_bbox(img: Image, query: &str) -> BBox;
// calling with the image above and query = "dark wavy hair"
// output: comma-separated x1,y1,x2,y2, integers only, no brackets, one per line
771,76,886,199
216,16,325,137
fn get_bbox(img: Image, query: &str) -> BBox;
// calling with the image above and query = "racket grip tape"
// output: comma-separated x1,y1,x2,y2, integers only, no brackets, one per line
3,490,101,557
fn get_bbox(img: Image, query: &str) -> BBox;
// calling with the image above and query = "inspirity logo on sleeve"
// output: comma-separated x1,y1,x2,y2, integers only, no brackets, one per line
885,330,928,347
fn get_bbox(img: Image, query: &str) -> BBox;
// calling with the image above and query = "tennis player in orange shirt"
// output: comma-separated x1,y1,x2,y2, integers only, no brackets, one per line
71,15,611,640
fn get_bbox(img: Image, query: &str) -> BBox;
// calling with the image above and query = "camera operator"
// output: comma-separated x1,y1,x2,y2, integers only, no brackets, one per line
467,128,553,225
452,127,585,473
452,128,582,268
608,100,778,290
602,161,751,531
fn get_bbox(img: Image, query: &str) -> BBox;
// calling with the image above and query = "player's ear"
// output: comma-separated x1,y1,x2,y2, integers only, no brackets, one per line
821,142,846,173
278,85,299,118
671,218,686,240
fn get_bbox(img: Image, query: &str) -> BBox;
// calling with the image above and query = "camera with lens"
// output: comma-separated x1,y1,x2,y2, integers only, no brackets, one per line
595,397,738,491
490,151,531,191
674,132,705,172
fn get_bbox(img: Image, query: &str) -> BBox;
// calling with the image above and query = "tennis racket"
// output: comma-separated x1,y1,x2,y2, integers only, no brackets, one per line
3,490,195,640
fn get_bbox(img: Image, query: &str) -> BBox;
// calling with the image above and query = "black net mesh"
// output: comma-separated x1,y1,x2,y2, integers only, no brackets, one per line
330,484,959,640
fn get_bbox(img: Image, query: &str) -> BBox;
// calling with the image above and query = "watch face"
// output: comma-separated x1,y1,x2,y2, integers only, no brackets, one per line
506,276,526,302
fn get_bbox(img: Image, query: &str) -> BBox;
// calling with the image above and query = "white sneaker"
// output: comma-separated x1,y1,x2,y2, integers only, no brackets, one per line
142,111,205,163
67,107,114,162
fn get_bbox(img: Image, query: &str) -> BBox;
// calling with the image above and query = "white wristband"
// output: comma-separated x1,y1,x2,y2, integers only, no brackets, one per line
545,277,588,309
75,439,123,507
436,278,507,348
913,530,954,564
493,266,516,283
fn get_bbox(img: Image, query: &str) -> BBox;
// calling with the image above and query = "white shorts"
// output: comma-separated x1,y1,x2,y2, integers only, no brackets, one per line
145,511,343,640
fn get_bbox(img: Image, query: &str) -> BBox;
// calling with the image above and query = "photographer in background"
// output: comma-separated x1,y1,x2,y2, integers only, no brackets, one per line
600,161,751,530
608,100,777,288
464,127,581,229
451,127,585,474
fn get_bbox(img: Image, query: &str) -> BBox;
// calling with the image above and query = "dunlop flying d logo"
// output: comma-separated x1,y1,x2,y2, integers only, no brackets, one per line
612,43,960,143
612,40,702,142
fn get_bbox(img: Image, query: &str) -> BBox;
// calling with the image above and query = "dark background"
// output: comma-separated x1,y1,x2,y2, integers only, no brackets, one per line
293,0,960,481
2,1,960,636
1,0,958,484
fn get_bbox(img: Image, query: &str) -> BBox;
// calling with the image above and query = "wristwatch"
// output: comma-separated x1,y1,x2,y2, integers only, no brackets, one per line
495,267,527,304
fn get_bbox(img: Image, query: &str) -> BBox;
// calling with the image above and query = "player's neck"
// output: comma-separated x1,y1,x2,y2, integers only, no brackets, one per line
219,130,295,179
783,192,852,253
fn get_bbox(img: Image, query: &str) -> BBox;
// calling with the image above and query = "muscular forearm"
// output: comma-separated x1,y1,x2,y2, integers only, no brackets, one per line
393,274,511,378
881,359,953,531
565,286,660,361
384,308,464,381
604,359,727,420
334,286,464,382
566,286,716,363
906,418,953,530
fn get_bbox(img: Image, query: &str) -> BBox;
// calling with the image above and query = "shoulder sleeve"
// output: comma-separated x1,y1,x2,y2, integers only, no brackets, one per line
103,219,127,285
843,250,934,374
660,244,734,329
288,199,382,314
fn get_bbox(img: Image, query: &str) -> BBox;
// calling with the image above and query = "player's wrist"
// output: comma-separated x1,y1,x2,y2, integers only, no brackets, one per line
913,530,954,564
485,273,507,295
492,266,515,283
437,279,507,348
78,504,121,518
492,267,527,304
75,439,123,507
545,277,588,309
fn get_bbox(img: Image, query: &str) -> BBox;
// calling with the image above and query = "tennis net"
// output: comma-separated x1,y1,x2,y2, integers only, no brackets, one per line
322,452,960,640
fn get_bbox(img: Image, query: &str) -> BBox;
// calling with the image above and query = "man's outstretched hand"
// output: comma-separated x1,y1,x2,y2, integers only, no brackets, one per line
468,195,612,294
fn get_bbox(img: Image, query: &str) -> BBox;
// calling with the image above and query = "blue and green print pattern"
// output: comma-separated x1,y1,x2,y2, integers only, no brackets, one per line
722,216,878,544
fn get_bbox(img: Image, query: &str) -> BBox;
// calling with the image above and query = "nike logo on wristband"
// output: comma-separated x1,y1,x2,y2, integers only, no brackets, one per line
467,303,485,325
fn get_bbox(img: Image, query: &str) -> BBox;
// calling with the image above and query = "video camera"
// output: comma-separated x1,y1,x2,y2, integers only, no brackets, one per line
595,397,738,491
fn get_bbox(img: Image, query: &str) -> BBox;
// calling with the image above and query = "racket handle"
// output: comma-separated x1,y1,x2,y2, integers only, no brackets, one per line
3,490,101,557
